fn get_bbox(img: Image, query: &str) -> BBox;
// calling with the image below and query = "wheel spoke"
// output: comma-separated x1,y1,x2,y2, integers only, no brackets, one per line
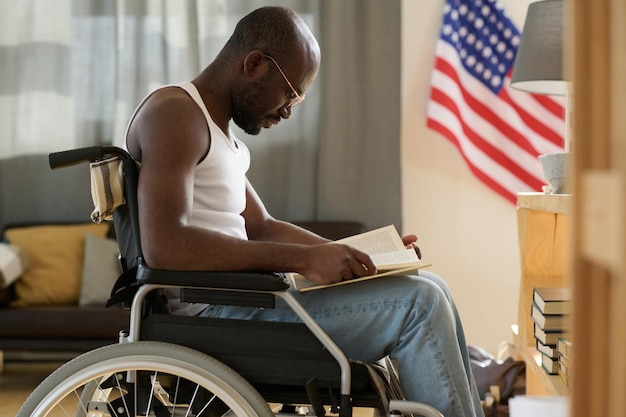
113,373,130,417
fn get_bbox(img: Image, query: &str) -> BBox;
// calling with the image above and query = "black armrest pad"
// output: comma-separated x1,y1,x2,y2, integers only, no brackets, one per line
136,265,289,292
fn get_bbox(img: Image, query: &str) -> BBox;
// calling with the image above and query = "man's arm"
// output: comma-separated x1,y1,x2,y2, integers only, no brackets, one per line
242,179,329,245
240,180,384,283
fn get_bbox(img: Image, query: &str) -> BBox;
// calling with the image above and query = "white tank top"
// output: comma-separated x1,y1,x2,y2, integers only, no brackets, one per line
178,82,250,240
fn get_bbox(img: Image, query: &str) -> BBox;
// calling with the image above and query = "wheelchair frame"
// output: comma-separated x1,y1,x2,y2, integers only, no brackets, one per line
17,146,443,417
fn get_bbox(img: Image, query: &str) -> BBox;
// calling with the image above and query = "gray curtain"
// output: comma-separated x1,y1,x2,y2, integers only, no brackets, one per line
0,0,401,231
316,1,402,230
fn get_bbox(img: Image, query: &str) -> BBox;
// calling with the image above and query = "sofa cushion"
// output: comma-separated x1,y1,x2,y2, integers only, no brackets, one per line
79,233,121,307
0,242,23,288
4,223,109,306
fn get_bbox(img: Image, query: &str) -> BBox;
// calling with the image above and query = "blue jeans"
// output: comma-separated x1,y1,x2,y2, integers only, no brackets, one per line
201,270,484,417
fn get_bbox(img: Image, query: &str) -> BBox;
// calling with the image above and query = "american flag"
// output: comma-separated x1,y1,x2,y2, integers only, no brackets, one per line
426,0,565,204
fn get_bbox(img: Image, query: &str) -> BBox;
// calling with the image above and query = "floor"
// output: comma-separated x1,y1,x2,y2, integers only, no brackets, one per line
0,360,64,416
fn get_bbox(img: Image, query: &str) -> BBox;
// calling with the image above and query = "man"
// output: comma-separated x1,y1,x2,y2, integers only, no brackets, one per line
125,6,484,417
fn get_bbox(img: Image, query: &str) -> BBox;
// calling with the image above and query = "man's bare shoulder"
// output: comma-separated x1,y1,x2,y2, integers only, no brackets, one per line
139,86,200,118
128,86,209,162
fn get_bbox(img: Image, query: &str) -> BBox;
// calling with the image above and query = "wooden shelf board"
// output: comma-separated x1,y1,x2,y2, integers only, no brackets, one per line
517,192,573,215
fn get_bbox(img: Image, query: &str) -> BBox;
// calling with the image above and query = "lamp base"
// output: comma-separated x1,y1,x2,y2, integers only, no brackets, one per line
539,152,571,194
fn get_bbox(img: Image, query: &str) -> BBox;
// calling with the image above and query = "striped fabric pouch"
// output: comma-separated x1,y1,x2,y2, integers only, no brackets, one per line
90,156,125,223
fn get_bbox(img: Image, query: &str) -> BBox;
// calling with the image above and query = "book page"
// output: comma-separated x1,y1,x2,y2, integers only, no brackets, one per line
336,224,405,255
370,248,420,270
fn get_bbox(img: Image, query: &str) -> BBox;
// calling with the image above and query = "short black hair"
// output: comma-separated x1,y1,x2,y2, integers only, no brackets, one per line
222,6,302,62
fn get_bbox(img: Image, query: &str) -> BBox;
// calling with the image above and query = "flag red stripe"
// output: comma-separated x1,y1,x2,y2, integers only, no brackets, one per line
426,117,517,204
531,94,566,120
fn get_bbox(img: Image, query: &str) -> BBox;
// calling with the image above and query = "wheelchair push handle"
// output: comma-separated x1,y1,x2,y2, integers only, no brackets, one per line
49,145,131,169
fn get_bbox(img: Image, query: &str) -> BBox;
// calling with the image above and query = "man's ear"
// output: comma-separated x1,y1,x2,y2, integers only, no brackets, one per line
242,50,267,77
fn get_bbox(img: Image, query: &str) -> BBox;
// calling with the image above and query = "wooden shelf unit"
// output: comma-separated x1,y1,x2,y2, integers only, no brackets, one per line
515,192,571,396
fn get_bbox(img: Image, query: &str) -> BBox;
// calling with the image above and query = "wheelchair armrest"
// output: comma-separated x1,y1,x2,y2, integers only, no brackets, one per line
136,264,290,292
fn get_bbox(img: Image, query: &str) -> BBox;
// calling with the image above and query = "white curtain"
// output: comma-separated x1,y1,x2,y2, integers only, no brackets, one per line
0,0,401,229
0,0,319,151
0,0,76,154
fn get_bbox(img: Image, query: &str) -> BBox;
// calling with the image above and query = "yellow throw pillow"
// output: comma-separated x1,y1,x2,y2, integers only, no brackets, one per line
5,223,109,306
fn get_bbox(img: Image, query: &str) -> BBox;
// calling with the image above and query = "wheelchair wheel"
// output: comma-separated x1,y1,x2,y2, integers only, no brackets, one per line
17,341,274,417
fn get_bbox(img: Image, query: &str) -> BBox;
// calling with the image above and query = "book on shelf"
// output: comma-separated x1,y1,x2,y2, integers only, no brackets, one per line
558,351,571,370
533,287,572,315
541,352,559,375
536,339,558,359
531,302,569,331
534,323,568,346
287,225,429,292
557,337,573,359
557,337,572,387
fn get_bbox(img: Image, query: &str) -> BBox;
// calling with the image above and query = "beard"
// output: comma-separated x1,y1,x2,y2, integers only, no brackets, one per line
231,79,270,135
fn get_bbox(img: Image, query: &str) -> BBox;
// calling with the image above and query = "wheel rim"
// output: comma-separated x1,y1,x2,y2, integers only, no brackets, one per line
32,356,263,417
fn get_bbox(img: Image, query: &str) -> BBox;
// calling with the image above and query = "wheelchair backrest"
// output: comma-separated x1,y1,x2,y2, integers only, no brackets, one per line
106,148,147,307
111,155,143,272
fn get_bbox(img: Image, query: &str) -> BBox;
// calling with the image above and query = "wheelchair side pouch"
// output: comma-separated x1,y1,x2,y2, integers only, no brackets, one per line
90,156,125,223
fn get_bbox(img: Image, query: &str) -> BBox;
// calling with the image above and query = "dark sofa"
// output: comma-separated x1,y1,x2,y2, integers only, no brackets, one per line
0,153,128,371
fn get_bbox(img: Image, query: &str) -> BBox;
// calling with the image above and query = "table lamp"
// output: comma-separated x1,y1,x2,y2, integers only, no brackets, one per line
511,0,571,194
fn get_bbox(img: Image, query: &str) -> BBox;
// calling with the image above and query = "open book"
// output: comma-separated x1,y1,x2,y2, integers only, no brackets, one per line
287,225,429,292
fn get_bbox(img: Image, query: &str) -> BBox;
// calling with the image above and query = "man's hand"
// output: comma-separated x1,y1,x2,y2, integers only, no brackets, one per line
402,234,422,259
299,243,377,285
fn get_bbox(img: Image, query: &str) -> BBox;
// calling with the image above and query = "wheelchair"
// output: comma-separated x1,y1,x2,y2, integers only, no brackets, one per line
17,146,443,417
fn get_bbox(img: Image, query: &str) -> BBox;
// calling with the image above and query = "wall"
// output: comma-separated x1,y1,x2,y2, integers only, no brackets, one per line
401,0,534,354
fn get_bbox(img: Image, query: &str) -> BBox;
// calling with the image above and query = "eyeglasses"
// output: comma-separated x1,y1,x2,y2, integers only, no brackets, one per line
264,54,305,107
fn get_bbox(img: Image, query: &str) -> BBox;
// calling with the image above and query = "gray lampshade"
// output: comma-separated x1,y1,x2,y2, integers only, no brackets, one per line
510,0,567,96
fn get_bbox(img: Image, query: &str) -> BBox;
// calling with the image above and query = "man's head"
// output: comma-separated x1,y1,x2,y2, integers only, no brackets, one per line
218,6,321,135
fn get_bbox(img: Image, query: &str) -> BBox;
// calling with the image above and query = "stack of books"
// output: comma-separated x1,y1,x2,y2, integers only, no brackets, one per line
531,287,572,375
557,337,572,386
